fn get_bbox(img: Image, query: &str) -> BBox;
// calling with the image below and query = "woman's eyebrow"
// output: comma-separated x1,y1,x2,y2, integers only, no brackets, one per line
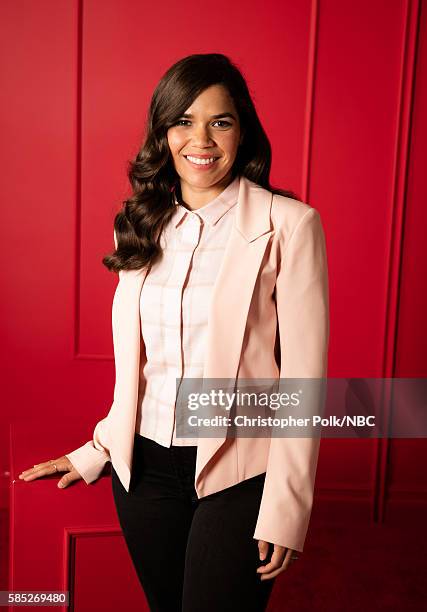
180,112,236,120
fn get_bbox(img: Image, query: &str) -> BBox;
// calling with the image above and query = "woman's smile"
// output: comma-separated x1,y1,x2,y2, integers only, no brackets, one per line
183,154,221,170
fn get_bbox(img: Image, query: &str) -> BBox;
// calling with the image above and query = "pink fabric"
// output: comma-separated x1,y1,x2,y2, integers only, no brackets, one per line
136,175,239,446
65,175,330,552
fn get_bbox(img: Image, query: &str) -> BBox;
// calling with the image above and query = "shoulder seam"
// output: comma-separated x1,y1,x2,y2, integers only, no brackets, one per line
278,206,316,258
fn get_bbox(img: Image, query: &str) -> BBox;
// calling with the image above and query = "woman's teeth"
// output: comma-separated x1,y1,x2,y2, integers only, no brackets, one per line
185,155,218,165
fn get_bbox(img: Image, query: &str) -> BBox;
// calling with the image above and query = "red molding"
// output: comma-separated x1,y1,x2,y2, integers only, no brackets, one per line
63,526,122,612
302,0,319,204
73,0,84,360
372,0,422,523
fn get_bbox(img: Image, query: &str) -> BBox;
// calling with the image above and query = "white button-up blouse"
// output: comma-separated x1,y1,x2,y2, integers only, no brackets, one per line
135,174,240,447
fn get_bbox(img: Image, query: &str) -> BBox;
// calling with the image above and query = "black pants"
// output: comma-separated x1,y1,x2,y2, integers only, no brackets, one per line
111,433,276,611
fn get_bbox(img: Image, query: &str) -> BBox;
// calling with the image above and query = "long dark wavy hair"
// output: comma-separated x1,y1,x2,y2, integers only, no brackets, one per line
103,53,298,274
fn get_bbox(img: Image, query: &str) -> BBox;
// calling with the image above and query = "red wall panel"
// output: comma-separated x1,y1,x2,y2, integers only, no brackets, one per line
388,0,427,498
1,0,426,604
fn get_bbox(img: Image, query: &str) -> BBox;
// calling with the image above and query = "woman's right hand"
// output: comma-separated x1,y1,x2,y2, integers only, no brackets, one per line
18,456,83,489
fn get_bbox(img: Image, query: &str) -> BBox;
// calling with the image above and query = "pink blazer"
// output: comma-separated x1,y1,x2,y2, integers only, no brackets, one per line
65,175,330,552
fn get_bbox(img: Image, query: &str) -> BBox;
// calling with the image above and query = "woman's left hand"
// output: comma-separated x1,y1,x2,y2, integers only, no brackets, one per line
256,540,299,580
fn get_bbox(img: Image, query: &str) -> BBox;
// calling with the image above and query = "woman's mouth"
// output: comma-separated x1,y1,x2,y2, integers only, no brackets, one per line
184,155,220,170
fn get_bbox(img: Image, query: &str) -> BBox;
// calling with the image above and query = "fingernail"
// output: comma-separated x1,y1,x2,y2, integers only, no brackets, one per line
18,474,23,479
58,482,64,488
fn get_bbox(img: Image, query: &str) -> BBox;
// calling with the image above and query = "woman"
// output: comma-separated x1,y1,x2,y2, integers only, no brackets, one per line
18,53,329,611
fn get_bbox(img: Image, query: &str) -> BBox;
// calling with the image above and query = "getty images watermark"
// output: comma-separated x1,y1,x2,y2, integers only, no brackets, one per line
174,378,427,439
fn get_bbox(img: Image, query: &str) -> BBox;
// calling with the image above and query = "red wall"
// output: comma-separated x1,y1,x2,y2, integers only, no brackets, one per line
1,0,426,534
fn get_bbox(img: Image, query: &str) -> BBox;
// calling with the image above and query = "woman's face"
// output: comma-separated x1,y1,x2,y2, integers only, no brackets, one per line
167,84,242,194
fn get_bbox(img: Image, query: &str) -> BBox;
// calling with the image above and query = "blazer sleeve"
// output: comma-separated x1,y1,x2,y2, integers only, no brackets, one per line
253,206,330,552
64,419,112,485
64,230,120,484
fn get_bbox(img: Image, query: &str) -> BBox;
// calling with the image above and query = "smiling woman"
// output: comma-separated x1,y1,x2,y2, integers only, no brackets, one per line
18,53,329,612
167,87,242,199
99,52,297,275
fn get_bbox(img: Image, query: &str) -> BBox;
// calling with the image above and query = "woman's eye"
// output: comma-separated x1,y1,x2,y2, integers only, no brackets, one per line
173,119,232,128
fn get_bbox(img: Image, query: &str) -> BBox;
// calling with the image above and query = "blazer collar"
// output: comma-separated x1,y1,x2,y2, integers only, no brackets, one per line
235,174,273,241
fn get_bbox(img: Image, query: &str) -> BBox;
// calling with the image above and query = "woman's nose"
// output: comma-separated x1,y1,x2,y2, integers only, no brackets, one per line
191,126,214,146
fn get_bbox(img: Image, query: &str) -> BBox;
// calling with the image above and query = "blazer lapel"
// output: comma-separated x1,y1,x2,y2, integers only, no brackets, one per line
194,176,274,486
108,267,150,487
204,176,273,379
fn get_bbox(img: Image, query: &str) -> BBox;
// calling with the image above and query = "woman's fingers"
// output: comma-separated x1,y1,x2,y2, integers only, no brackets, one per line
256,545,285,577
18,456,80,485
57,469,82,489
258,539,270,561
19,460,62,481
257,545,298,580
